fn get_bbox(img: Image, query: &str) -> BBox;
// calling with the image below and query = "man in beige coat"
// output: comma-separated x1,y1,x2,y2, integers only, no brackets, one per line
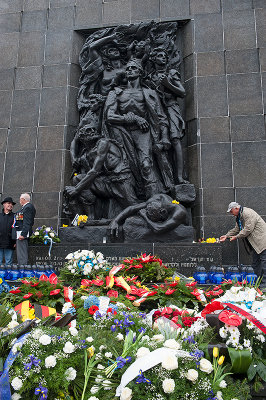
220,202,266,286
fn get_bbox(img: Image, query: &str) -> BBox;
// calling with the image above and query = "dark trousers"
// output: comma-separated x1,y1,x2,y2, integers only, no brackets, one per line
252,248,266,286
16,238,29,266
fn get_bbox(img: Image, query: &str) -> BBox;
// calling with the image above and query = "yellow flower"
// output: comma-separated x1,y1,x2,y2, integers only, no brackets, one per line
174,276,180,281
218,355,225,365
206,237,217,243
77,215,88,226
136,282,141,287
172,200,180,204
62,224,68,228
213,347,219,358
188,277,195,281
74,173,78,176
0,278,2,284
87,346,94,357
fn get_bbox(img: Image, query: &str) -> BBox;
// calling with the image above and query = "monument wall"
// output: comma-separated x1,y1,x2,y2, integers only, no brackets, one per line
0,0,265,265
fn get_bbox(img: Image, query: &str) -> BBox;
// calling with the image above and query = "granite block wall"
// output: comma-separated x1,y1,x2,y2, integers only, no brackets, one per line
0,0,265,265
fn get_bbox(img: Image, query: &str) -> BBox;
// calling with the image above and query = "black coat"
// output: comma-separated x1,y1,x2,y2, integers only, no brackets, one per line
15,203,36,238
0,210,15,249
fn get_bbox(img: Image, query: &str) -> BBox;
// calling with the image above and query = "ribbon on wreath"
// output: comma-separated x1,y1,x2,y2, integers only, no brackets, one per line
223,302,266,334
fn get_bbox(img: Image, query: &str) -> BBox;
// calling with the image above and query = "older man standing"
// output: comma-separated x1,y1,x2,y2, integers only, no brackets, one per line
15,193,36,266
0,197,16,265
220,202,266,286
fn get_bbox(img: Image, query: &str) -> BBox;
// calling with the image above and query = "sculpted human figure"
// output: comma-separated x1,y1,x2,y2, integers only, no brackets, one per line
148,47,188,184
108,193,187,237
64,123,138,219
105,58,174,199
79,30,125,97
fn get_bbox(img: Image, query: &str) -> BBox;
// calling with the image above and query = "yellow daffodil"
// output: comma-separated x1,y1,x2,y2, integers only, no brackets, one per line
0,278,2,284
218,355,225,365
174,276,180,281
172,200,180,204
62,224,68,228
206,237,217,243
213,347,219,358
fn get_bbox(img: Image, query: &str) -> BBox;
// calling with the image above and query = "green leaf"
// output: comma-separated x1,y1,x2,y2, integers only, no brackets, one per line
228,348,252,374
247,363,257,381
257,361,266,381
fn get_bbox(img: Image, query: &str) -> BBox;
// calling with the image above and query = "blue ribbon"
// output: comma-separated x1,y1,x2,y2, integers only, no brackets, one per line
0,333,29,400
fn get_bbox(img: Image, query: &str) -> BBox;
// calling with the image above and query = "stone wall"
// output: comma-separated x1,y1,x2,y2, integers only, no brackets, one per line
0,0,265,264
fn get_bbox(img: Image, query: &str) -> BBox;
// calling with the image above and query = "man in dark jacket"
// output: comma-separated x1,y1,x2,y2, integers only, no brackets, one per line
15,193,36,266
0,197,16,265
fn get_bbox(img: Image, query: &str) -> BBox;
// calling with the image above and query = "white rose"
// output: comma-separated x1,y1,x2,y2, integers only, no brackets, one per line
34,231,39,236
11,377,23,391
49,232,55,238
162,378,175,393
120,387,132,400
39,334,51,345
186,369,198,383
63,341,75,354
219,380,227,388
116,333,124,341
86,336,94,343
162,354,178,370
45,355,56,368
65,367,77,381
199,358,213,374
164,339,180,350
11,394,22,400
152,334,164,342
69,327,78,336
136,347,150,358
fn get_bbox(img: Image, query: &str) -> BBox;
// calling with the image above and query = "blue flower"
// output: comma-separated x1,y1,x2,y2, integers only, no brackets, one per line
24,355,40,370
34,385,48,400
135,370,151,385
84,295,100,309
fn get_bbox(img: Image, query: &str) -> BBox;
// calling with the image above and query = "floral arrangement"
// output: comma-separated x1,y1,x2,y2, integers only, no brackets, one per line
8,325,87,399
2,274,67,311
59,250,108,287
116,253,175,283
198,237,218,243
30,226,60,244
0,252,265,399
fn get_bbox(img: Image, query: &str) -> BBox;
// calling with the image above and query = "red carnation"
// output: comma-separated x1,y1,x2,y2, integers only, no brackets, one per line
218,310,242,326
88,305,99,315
165,289,175,295
50,289,61,296
107,290,118,298
23,293,33,299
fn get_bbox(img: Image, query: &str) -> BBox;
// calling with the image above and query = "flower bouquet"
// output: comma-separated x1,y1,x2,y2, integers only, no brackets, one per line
118,254,175,283
8,325,88,399
30,225,60,244
59,250,109,287
2,274,66,311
